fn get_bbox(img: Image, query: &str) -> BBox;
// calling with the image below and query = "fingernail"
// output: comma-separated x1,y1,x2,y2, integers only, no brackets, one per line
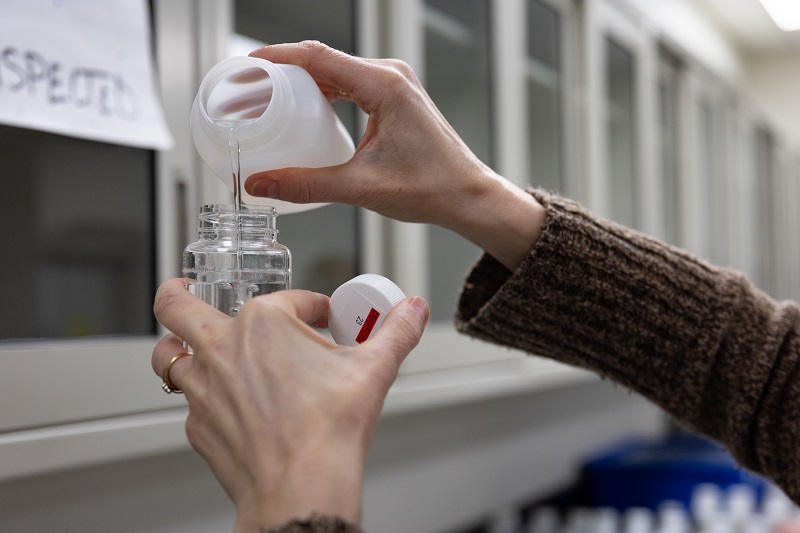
408,297,430,324
249,179,279,198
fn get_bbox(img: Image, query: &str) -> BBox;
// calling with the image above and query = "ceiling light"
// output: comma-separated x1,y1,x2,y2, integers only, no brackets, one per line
758,0,800,32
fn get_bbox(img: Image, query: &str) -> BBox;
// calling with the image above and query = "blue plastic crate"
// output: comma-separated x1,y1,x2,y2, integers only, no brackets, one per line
581,433,767,512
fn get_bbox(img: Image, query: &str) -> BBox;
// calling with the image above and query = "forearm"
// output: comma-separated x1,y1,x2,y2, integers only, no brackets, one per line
445,169,546,272
234,446,364,532
456,190,800,501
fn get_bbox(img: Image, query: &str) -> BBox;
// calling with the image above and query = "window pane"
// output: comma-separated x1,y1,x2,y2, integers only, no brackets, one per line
754,128,775,292
234,0,359,296
0,126,155,341
736,122,759,280
696,98,715,260
658,52,681,246
425,0,491,321
235,0,353,53
527,0,563,193
606,38,638,229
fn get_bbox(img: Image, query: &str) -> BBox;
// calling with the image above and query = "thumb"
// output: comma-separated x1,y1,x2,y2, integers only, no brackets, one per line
362,297,429,372
245,164,355,205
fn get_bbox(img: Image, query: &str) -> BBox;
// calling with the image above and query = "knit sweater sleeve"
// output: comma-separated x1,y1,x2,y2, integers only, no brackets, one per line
266,514,362,533
456,189,800,501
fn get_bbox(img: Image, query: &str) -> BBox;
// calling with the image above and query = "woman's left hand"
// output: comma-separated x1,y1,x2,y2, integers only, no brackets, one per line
151,279,429,531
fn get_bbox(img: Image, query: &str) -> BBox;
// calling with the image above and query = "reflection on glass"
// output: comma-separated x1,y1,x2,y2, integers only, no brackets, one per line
696,99,716,261
527,0,563,192
235,0,354,54
425,0,491,321
658,52,681,246
234,0,359,297
790,161,800,301
0,126,155,341
737,123,758,281
606,38,638,229
754,128,775,292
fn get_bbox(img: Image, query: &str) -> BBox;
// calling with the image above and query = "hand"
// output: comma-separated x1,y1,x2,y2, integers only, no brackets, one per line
775,519,800,533
245,41,546,271
151,279,429,531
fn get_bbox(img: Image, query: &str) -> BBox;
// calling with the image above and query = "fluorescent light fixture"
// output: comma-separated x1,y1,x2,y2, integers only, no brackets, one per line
759,0,800,32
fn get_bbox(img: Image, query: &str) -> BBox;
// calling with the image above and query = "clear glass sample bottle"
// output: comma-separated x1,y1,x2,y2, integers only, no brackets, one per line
183,204,291,317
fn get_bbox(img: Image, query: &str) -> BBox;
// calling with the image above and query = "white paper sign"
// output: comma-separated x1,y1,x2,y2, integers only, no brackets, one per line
0,0,173,149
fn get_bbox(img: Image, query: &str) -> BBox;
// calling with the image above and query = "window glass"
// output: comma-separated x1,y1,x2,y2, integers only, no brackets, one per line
754,128,775,292
606,38,638,229
0,126,155,340
526,0,564,193
425,0,492,321
736,121,759,280
234,0,359,296
658,51,681,246
696,98,716,261
791,160,800,300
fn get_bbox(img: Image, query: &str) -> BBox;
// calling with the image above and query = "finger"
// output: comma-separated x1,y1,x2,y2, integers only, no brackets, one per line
249,41,377,109
152,334,194,393
153,278,229,346
246,289,331,328
244,163,359,206
361,296,429,375
151,333,184,374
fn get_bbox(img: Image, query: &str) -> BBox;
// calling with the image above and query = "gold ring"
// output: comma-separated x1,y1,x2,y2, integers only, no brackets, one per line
162,352,192,394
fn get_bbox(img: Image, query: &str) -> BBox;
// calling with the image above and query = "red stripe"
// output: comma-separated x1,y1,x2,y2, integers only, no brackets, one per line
356,308,381,343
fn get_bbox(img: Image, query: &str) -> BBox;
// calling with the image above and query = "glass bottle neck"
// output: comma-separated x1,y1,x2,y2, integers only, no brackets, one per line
197,204,279,240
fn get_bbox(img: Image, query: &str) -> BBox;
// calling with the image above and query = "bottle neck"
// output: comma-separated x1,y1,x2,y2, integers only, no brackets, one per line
197,204,279,240
195,57,295,149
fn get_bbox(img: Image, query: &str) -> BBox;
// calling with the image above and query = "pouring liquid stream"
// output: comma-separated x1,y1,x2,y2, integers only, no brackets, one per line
229,135,243,214
220,118,258,315
227,133,243,279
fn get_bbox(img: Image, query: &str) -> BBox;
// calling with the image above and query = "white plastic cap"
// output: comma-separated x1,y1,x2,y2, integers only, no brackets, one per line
329,274,406,346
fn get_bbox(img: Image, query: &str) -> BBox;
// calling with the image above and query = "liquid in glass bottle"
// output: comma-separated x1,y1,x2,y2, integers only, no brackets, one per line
183,204,291,317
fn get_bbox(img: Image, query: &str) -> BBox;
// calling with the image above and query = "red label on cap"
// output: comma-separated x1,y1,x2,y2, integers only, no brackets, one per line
355,308,381,344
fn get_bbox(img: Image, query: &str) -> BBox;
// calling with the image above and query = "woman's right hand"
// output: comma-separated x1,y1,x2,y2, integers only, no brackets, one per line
245,41,546,271
245,41,496,229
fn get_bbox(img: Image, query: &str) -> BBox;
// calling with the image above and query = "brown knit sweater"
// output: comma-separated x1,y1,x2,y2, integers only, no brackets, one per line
456,190,800,503
271,189,800,531
267,514,361,533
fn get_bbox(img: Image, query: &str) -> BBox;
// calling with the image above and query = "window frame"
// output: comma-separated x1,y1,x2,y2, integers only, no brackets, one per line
388,0,585,375
581,0,660,235
0,0,199,480
0,0,589,483
0,0,201,432
8,0,798,485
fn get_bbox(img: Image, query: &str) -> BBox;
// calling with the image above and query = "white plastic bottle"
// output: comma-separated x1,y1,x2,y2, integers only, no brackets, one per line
190,56,355,214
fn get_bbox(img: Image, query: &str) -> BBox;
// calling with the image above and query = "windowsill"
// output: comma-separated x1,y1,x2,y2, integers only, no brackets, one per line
386,355,592,415
0,353,592,482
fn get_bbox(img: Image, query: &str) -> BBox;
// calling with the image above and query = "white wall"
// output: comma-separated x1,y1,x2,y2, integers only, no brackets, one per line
741,54,800,145
621,0,744,81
